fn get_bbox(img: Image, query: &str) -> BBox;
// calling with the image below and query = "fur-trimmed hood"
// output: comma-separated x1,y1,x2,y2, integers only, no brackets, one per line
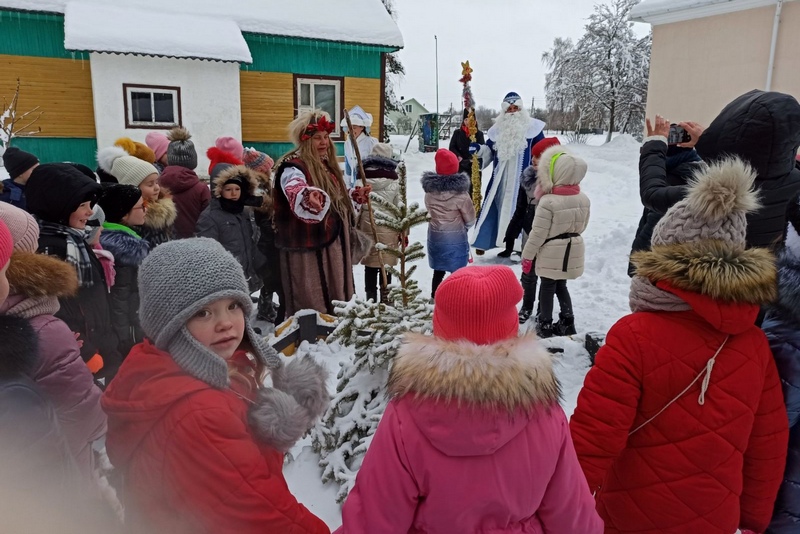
389,333,560,411
537,145,587,194
0,314,38,380
6,251,78,299
144,196,177,231
388,333,560,456
212,165,259,198
99,229,150,267
631,239,776,305
769,249,800,324
421,171,470,194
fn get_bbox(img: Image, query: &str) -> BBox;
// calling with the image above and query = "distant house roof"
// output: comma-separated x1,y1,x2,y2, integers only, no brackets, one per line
0,0,404,48
402,98,429,114
64,3,252,62
630,0,786,24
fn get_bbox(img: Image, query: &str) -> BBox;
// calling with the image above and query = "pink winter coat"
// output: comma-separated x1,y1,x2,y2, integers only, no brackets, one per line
0,251,106,480
335,333,603,534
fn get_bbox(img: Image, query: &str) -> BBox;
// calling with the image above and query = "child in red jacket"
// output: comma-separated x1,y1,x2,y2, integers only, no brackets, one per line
102,238,331,534
570,158,788,534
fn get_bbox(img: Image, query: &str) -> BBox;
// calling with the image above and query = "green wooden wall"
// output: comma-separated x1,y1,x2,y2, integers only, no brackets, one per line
10,137,98,168
0,10,88,59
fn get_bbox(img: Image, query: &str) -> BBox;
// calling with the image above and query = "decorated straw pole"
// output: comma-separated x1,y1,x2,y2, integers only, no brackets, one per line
343,108,389,298
460,61,481,215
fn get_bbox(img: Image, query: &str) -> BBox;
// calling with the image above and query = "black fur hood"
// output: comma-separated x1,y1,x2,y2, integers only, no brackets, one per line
521,165,537,192
0,315,38,380
421,171,470,194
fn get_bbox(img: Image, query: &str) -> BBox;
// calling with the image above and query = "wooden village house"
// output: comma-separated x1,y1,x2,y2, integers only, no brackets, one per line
0,0,403,172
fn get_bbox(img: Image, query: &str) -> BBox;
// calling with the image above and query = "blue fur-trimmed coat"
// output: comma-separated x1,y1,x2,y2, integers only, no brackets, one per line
99,228,150,357
762,249,800,533
422,172,476,273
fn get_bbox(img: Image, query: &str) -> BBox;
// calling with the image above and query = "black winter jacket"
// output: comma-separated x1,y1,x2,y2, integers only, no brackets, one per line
695,90,800,250
37,234,121,379
449,127,486,179
761,250,800,533
628,141,702,276
99,228,149,357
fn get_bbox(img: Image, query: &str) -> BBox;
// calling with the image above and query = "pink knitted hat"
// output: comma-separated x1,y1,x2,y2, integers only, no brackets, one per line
145,132,170,162
433,265,522,345
0,202,39,253
215,137,244,160
0,219,12,270
242,148,274,175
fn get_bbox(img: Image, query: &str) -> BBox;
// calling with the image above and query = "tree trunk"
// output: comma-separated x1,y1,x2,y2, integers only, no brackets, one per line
606,98,616,144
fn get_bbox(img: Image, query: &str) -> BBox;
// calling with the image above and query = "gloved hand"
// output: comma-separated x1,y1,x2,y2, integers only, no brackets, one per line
522,259,533,274
468,142,481,155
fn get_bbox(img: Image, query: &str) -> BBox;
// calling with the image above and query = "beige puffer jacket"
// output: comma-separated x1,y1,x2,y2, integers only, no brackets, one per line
358,157,402,268
522,146,590,280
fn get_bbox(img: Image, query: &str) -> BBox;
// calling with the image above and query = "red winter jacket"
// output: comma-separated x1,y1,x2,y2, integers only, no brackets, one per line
101,341,329,534
571,242,788,534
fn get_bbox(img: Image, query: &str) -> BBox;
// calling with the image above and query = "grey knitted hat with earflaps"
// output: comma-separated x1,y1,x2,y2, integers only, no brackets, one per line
651,157,760,248
137,237,281,388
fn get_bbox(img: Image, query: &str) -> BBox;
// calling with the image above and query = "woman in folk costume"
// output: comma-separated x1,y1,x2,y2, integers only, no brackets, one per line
569,158,788,534
341,105,379,189
471,92,545,253
273,110,372,315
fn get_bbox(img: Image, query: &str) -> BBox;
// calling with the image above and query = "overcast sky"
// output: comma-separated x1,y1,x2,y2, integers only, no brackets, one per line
392,0,650,113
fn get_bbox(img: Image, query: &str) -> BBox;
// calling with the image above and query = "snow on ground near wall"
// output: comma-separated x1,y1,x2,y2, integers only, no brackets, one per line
0,0,404,48
285,134,644,529
64,3,252,62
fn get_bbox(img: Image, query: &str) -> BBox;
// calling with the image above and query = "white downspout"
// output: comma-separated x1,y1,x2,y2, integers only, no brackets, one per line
766,0,785,91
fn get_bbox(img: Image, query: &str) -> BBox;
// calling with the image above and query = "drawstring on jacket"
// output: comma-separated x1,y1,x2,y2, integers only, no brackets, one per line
629,335,730,436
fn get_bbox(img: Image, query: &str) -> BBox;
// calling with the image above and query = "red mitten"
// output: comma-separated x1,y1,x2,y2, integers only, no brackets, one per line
521,259,533,274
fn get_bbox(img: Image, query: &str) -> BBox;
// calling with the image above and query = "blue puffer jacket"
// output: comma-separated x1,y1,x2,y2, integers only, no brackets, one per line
762,249,800,533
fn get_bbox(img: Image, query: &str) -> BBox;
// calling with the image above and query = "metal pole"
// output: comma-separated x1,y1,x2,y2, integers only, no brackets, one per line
435,35,439,117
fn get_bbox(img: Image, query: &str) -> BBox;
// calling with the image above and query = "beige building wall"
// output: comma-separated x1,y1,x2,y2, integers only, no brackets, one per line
644,3,800,130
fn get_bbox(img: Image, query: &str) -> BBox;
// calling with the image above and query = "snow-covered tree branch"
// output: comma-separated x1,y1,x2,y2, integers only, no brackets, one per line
1,78,43,150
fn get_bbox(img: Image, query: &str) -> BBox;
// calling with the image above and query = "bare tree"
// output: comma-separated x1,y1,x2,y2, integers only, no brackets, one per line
542,0,651,142
474,106,499,131
1,78,43,149
381,0,406,141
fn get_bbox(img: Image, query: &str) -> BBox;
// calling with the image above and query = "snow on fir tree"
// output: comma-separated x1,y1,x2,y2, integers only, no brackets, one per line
311,160,432,503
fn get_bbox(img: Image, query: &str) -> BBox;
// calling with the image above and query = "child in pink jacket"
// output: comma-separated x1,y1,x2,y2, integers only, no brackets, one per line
335,265,602,534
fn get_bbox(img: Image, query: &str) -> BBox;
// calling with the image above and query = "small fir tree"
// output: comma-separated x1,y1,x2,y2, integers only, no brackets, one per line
312,161,432,503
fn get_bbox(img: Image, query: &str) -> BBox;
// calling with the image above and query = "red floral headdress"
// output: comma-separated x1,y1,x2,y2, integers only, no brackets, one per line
301,115,335,141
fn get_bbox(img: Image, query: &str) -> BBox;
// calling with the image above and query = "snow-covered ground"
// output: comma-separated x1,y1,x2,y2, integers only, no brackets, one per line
285,133,644,530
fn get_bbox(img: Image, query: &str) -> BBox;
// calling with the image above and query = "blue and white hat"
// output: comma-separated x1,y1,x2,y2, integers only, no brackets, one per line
501,92,523,111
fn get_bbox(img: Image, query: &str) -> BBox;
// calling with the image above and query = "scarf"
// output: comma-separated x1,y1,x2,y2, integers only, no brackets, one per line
92,245,116,289
629,275,691,313
219,197,246,214
533,184,581,201
38,221,96,288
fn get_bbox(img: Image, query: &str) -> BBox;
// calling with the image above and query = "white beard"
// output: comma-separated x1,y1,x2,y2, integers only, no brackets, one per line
493,111,531,162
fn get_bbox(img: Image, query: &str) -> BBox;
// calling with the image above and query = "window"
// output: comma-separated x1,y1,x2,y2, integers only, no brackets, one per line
404,104,413,113
295,76,343,138
123,84,182,129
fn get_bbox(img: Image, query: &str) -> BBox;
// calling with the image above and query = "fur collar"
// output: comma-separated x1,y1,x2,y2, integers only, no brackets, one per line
771,250,800,323
100,230,150,267
7,251,78,299
388,333,560,411
0,314,38,379
421,171,470,194
144,197,177,230
363,155,398,172
213,165,259,198
521,165,537,191
631,239,776,304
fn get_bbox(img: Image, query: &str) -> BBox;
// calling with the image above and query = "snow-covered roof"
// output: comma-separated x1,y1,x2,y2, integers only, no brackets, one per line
0,0,404,48
64,2,252,62
630,0,785,24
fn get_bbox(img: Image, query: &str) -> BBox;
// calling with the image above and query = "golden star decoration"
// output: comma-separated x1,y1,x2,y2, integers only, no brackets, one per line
461,61,473,78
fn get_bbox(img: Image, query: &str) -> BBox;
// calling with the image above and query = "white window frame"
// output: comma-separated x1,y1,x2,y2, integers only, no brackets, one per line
296,77,342,138
404,104,413,113
124,84,181,129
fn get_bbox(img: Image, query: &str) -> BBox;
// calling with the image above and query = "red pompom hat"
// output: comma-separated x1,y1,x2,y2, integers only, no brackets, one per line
0,219,13,270
433,265,522,345
531,137,561,161
434,149,459,175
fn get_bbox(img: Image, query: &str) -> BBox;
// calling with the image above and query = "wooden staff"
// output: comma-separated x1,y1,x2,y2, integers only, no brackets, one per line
343,108,390,300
